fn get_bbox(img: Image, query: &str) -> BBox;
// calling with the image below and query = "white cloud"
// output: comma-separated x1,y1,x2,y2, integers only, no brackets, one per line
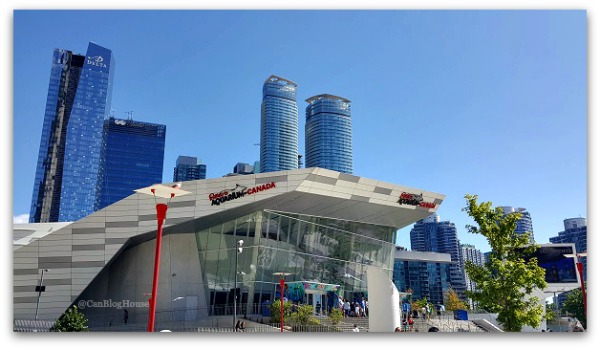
13,214,30,224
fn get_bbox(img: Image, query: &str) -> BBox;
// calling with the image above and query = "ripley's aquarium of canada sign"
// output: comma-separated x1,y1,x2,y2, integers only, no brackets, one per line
208,182,276,206
398,192,436,209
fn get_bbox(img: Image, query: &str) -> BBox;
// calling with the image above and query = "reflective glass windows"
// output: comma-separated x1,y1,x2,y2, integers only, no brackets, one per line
59,42,115,221
30,49,84,222
193,210,395,314
393,259,451,306
99,117,166,209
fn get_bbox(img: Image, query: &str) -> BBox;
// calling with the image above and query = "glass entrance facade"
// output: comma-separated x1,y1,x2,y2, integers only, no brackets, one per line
194,210,396,316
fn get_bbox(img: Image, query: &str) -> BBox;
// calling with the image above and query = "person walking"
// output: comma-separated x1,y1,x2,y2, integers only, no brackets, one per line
344,299,351,317
360,297,367,317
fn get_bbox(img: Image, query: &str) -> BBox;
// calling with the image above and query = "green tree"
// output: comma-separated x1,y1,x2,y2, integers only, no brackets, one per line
544,302,558,323
462,194,547,332
444,287,468,311
562,286,586,329
328,308,343,325
268,300,294,324
289,304,320,326
50,305,89,332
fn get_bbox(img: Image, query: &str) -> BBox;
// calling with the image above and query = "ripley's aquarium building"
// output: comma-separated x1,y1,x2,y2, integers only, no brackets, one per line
13,168,445,330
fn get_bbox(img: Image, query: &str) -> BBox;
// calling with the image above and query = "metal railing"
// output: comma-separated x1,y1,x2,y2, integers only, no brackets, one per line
398,310,488,332
15,305,497,333
16,303,358,332
13,319,55,332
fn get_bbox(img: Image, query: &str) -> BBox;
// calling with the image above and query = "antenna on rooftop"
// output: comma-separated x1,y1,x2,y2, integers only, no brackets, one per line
125,111,134,120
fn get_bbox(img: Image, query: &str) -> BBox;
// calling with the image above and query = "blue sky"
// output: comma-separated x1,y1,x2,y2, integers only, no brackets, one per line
10,9,588,254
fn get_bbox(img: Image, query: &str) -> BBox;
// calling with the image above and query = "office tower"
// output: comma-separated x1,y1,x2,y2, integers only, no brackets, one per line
98,117,166,209
224,162,255,177
260,75,298,173
393,248,453,306
173,156,206,182
409,214,467,301
550,218,587,281
305,94,353,174
500,206,535,243
233,162,254,175
461,244,484,307
30,42,115,222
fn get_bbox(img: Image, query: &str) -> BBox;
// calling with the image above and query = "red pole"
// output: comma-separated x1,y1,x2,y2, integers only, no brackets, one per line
147,203,168,332
576,261,586,319
280,278,284,332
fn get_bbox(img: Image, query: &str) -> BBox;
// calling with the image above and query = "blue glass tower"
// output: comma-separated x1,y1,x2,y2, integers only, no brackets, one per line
305,94,353,174
409,214,468,301
260,75,298,173
99,117,166,209
30,42,115,222
393,248,452,306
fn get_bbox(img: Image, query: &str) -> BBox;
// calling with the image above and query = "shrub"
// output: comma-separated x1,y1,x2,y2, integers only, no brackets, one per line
50,305,89,332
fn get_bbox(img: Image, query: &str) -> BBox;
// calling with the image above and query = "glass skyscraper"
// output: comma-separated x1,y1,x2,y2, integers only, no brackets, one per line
460,244,484,307
393,249,452,307
30,42,115,222
305,94,353,174
500,206,535,243
173,156,206,182
99,117,166,209
409,214,467,301
260,75,298,173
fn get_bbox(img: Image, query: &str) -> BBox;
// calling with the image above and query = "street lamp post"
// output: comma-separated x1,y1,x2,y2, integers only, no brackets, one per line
233,239,244,331
273,272,291,332
564,252,587,320
34,269,48,320
135,183,190,332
